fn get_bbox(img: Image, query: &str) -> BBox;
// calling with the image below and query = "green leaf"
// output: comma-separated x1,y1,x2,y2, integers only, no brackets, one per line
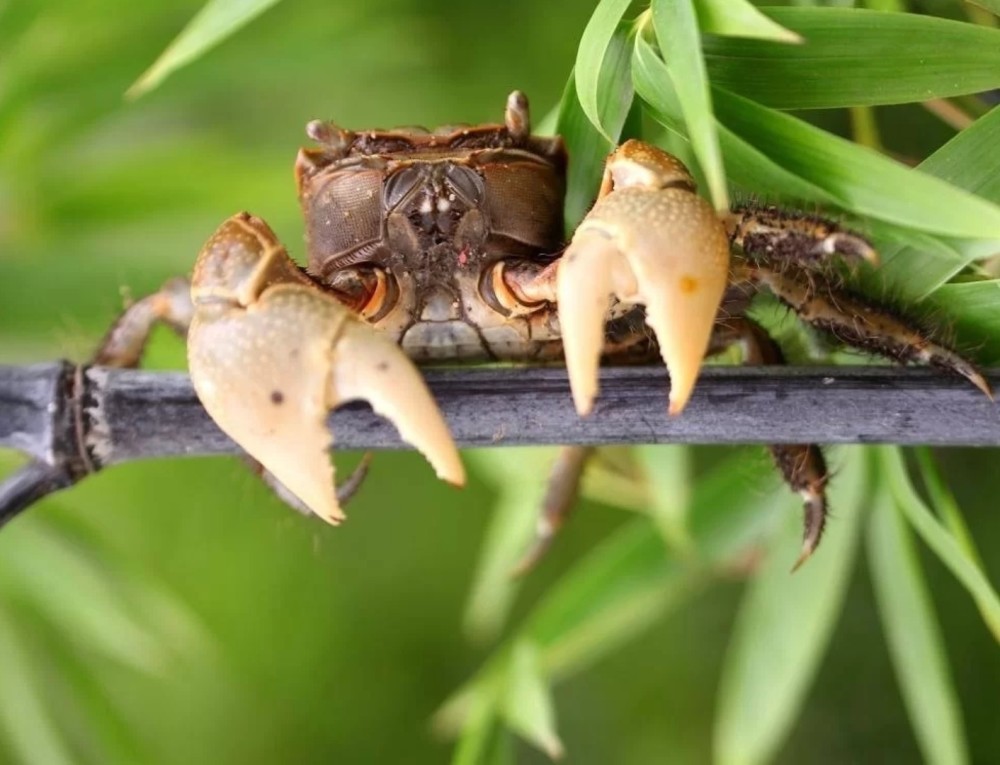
878,105,1000,296
968,0,1000,16
437,451,784,738
527,452,782,680
501,641,565,760
923,279,1000,364
574,0,635,141
867,467,969,765
127,0,284,98
693,0,801,42
651,0,728,209
526,519,697,681
0,524,169,672
461,484,537,643
556,74,613,229
702,9,1000,109
0,614,77,765
715,448,867,765
632,37,837,205
635,445,693,552
880,447,1000,643
451,689,499,765
713,87,1000,239
915,449,1000,642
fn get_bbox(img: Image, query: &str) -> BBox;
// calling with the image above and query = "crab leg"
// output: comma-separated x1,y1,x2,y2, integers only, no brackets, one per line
93,277,193,367
743,262,992,398
554,141,730,416
725,205,878,269
187,213,464,524
709,318,829,569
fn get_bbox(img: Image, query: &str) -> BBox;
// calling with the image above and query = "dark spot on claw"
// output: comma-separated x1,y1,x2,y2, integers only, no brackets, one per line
270,390,285,405
376,361,389,372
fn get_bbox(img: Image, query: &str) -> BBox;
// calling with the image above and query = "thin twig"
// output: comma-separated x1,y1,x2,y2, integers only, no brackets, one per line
1,362,998,525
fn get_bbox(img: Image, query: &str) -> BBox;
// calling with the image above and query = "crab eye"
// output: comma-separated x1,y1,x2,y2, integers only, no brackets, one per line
326,266,398,322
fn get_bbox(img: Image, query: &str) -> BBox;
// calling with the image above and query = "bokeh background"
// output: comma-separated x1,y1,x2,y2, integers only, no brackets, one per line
1,1,999,763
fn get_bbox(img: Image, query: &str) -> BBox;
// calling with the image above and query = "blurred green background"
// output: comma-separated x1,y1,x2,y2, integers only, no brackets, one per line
2,1,1000,763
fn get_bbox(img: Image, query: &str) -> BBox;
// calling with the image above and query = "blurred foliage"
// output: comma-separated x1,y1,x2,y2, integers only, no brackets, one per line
2,0,1000,763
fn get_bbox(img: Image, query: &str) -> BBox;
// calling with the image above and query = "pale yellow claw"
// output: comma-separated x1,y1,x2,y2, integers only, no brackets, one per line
330,322,465,487
187,214,463,524
557,141,730,416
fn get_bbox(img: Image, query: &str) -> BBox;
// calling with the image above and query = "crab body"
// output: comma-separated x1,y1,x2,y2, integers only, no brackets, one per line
294,95,570,363
95,91,988,567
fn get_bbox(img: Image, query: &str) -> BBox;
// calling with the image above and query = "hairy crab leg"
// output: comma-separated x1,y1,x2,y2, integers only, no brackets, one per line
510,445,596,576
709,318,829,569
744,262,992,398
724,205,878,269
188,213,464,524
93,277,193,367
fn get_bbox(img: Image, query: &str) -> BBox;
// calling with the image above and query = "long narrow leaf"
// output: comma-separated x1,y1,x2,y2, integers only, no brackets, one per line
702,9,1000,109
693,0,801,42
922,280,1000,364
437,452,785,735
867,467,969,765
501,641,564,760
880,447,1000,643
715,448,867,765
128,0,284,97
574,0,635,142
632,37,838,205
713,87,1000,239
915,449,1000,642
651,0,728,209
878,104,1000,296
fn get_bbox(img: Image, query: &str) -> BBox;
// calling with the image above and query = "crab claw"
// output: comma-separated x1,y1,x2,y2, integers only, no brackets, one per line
187,213,464,524
557,140,730,416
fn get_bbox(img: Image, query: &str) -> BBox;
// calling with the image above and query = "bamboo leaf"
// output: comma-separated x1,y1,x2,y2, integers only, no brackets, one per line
635,445,693,552
632,37,837,205
437,452,784,736
462,453,541,643
501,641,565,760
128,0,283,97
878,105,1000,296
451,689,499,765
915,449,1000,642
867,465,969,765
527,452,782,680
880,447,1000,644
715,448,867,765
651,0,728,209
713,87,1000,239
702,9,1000,109
967,0,1000,17
922,280,1000,364
0,614,77,765
574,0,635,141
693,0,801,43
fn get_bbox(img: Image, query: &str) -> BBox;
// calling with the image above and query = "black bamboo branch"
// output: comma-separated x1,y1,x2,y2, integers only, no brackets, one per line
1,362,999,525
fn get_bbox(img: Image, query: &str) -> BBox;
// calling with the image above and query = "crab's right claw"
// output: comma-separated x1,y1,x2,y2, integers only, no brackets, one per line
187,213,464,525
557,140,730,417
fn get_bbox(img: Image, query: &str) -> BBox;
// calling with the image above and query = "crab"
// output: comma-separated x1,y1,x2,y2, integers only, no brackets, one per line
94,91,989,568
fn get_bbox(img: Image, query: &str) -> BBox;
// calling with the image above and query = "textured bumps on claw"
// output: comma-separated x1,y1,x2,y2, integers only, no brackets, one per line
557,141,730,417
187,214,464,523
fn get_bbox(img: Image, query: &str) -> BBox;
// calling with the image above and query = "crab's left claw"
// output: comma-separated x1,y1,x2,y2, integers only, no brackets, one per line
557,140,730,416
187,213,464,524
